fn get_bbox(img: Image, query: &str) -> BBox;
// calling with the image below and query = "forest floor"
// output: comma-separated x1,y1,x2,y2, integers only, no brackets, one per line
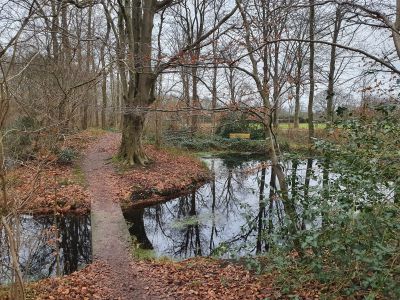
7,130,210,215
25,132,278,300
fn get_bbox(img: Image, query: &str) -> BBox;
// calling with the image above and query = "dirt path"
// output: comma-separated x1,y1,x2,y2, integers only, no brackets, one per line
82,133,170,300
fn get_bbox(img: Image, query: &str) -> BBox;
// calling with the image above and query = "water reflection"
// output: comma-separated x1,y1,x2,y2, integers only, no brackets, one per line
0,214,91,284
126,156,326,259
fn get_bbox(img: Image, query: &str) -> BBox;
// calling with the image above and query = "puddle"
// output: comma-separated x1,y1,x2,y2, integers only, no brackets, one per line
0,214,91,284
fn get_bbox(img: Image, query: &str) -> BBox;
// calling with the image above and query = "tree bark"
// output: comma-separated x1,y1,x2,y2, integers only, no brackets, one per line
2,218,25,300
50,0,60,62
308,0,315,141
191,66,200,134
294,46,302,129
61,0,72,63
393,0,400,59
182,69,191,128
211,40,218,135
82,1,93,130
119,112,149,165
114,0,157,165
272,40,280,128
100,22,111,130
326,8,342,125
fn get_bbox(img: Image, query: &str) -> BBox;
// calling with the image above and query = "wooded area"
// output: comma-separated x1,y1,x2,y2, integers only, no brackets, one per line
0,0,399,299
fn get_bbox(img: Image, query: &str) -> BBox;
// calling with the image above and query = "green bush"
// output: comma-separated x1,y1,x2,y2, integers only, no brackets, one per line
57,148,77,165
227,139,267,152
164,134,269,153
216,112,264,140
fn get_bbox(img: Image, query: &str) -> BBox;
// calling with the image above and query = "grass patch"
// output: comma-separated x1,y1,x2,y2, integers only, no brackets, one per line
129,238,173,262
132,247,157,260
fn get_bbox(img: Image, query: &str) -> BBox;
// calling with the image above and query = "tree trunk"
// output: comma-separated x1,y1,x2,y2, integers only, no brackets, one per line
191,65,199,135
0,136,8,211
393,0,400,59
117,72,122,129
109,67,116,127
294,47,302,129
50,0,60,62
211,40,218,135
272,41,280,128
100,22,110,130
119,112,148,165
326,8,342,125
155,75,163,148
180,67,190,128
308,0,315,141
94,86,99,128
2,218,25,300
82,2,93,130
61,0,71,63
101,72,107,130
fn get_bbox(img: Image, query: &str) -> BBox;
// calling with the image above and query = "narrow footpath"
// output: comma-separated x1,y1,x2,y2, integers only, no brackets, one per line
82,133,169,300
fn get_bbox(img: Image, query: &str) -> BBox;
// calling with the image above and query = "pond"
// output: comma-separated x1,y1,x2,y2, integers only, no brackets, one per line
0,214,91,284
124,155,328,259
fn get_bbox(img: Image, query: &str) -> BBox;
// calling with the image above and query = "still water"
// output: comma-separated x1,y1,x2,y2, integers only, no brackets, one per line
0,214,91,284
125,156,326,259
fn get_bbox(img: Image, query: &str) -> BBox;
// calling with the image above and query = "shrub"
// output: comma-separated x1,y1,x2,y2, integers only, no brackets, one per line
216,112,264,140
57,148,77,165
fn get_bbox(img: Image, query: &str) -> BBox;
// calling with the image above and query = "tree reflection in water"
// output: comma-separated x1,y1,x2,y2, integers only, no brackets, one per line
127,156,325,259
0,214,91,284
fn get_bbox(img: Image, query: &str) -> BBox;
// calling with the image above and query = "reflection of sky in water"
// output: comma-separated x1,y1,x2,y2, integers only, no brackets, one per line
0,215,91,284
134,157,326,260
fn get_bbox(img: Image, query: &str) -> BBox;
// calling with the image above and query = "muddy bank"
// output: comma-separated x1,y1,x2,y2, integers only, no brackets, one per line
128,175,209,209
99,135,211,209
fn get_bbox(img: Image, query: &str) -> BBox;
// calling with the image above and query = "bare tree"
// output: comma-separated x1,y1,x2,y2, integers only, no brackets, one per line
102,0,237,165
234,0,302,253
